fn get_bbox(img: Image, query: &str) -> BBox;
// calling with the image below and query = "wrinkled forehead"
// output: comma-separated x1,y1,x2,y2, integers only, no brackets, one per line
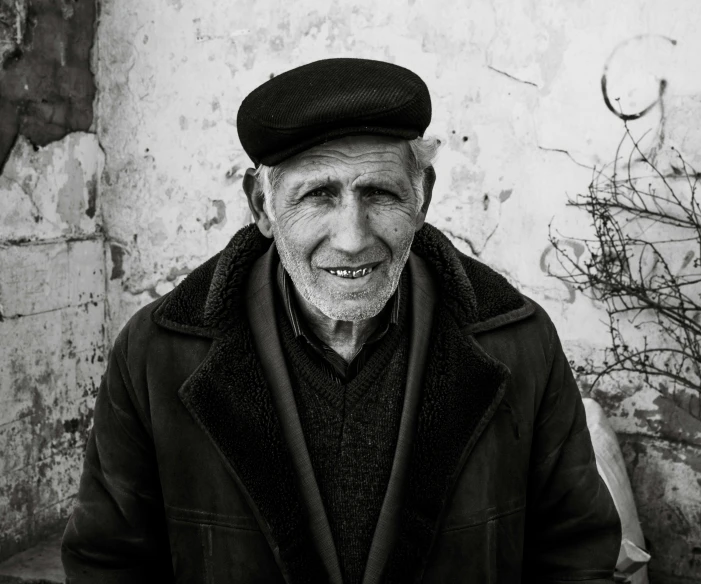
277,135,414,184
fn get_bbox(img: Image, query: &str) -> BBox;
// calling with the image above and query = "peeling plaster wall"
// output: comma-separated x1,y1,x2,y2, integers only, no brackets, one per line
0,0,100,561
0,132,104,560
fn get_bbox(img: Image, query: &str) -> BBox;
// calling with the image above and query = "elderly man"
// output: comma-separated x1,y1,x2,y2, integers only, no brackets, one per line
62,58,621,583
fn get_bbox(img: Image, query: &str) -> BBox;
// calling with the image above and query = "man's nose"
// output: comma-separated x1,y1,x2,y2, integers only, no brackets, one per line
328,196,373,255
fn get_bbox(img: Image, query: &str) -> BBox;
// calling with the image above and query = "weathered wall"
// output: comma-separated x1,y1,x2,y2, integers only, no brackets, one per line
96,1,701,581
0,134,104,561
0,0,100,561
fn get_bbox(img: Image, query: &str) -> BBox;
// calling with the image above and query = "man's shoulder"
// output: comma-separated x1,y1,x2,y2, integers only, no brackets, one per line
113,250,225,357
445,246,557,352
453,248,553,337
150,251,224,336
414,224,541,335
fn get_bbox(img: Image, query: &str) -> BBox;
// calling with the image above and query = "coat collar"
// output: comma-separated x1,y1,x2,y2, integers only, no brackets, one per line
153,223,536,583
152,222,534,337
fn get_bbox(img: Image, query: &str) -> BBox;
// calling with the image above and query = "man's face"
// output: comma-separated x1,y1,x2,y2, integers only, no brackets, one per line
265,135,426,322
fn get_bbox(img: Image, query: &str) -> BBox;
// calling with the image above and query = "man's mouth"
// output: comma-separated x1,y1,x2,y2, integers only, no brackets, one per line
324,264,377,279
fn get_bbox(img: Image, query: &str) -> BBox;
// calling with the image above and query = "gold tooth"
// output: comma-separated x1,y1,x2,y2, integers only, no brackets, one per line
329,267,373,278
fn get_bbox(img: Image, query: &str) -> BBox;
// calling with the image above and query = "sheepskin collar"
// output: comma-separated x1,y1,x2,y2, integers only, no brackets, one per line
152,222,535,584
153,222,532,337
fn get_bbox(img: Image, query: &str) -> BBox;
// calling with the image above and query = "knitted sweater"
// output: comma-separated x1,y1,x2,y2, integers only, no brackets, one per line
277,283,409,584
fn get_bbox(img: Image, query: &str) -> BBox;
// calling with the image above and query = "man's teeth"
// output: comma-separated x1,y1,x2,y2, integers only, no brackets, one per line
327,267,374,279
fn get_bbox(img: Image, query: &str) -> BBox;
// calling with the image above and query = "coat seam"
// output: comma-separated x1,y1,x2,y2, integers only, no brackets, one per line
440,503,526,532
531,320,561,429
115,340,154,437
170,516,261,532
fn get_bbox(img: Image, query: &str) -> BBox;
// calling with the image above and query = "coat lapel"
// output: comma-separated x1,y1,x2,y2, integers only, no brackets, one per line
381,303,511,583
177,328,328,583
162,225,330,583
367,225,532,583
245,245,344,584
361,252,439,584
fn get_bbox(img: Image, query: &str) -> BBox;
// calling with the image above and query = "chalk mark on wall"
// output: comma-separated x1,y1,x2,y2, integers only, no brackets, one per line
600,34,679,168
601,34,676,121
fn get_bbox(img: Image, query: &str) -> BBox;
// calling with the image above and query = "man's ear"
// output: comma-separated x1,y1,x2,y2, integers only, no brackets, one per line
415,165,436,231
243,168,273,238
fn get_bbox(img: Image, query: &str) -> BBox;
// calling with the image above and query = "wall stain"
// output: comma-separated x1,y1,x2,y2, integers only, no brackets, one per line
166,266,192,282
62,410,93,436
632,394,701,450
56,153,85,227
540,240,585,303
109,244,125,280
203,199,227,230
85,177,97,218
499,188,513,202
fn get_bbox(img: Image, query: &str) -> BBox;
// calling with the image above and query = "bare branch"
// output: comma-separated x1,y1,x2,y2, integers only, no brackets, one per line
549,124,701,405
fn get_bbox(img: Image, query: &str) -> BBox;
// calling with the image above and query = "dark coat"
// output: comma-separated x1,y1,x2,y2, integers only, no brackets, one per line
61,223,621,584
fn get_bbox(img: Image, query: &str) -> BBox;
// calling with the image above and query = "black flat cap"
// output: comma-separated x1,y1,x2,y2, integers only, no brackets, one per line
236,58,432,166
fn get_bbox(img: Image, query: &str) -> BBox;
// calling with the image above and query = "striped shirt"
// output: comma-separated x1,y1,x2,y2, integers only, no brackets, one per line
276,261,401,384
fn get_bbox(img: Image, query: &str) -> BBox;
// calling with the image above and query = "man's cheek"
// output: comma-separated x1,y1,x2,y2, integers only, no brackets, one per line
277,204,327,231
369,204,419,230
371,215,417,247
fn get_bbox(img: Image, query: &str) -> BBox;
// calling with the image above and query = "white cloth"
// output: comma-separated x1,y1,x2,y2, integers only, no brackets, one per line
583,398,650,584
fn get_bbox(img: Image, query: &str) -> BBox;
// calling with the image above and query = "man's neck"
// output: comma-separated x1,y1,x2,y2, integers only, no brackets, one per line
291,286,383,363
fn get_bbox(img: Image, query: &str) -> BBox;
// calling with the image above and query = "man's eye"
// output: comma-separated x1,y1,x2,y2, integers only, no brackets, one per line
305,189,329,198
369,188,396,198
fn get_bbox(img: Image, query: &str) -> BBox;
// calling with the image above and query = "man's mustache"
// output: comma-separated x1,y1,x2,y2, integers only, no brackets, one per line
313,248,390,269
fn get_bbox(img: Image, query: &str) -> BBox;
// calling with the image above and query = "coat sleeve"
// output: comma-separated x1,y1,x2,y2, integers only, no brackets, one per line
523,322,622,583
61,326,174,583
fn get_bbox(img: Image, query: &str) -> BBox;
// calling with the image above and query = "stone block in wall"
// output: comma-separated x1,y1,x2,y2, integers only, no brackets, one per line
0,239,104,320
0,449,84,561
591,383,701,450
0,133,102,243
0,448,84,531
619,434,701,582
0,239,105,562
0,302,103,472
0,395,93,478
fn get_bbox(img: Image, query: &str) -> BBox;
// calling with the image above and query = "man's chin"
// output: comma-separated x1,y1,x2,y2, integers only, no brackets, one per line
313,295,388,323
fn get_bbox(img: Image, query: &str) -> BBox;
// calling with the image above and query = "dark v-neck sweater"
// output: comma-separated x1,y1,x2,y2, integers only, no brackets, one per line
276,277,409,584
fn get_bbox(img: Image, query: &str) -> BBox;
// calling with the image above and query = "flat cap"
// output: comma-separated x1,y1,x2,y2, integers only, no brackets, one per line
236,58,431,166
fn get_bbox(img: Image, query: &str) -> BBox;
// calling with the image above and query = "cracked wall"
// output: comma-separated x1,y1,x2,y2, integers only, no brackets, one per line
0,0,100,561
97,1,701,580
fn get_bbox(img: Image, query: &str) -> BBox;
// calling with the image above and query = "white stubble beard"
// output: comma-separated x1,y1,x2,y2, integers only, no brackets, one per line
271,219,414,322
